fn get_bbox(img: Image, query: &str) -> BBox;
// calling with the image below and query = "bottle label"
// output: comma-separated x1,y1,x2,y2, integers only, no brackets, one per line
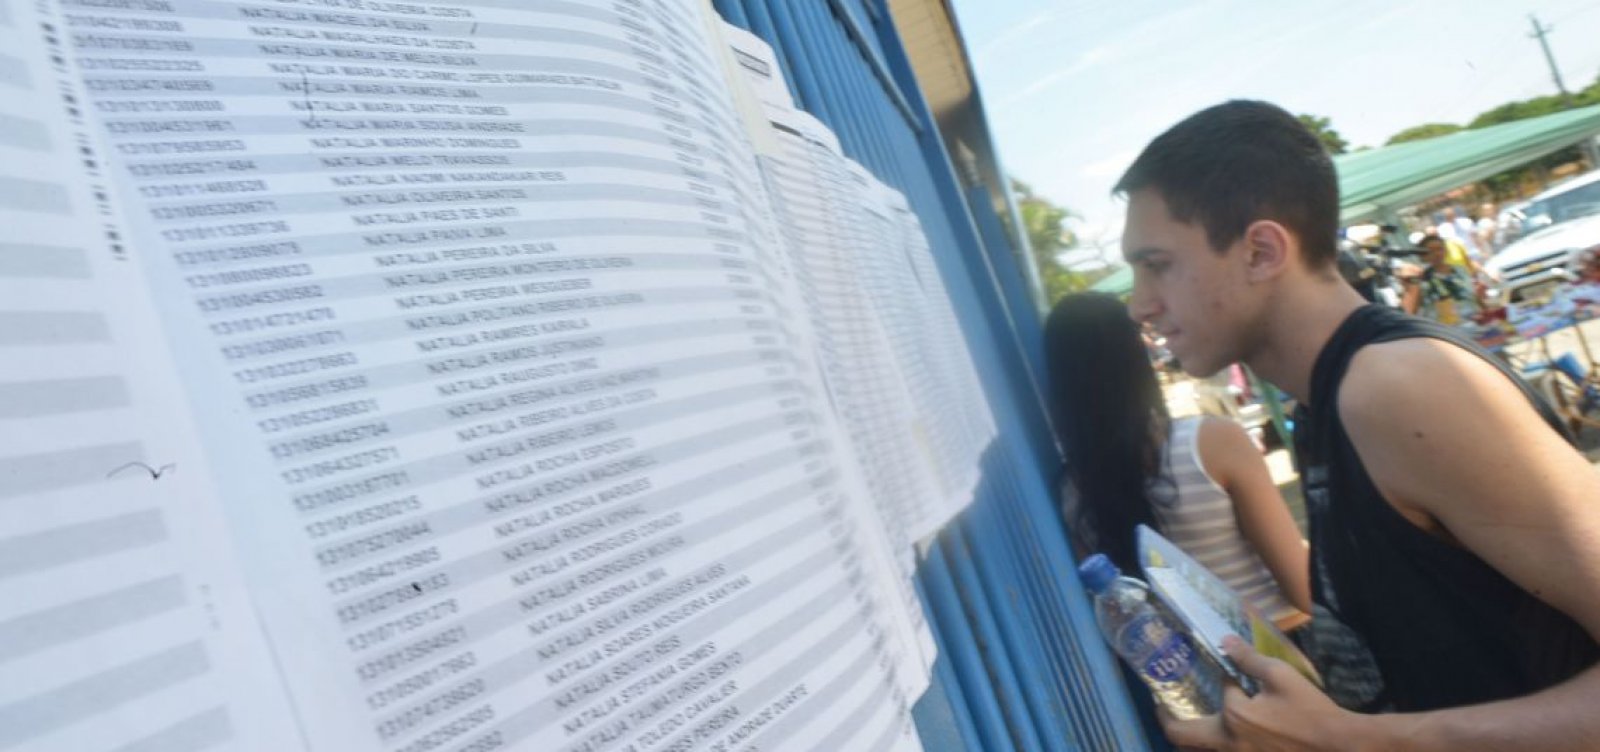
1117,613,1196,682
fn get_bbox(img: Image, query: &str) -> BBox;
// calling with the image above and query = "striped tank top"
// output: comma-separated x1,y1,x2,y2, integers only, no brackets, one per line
1152,416,1300,624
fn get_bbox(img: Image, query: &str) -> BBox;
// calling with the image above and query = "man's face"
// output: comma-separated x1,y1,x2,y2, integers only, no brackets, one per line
1122,189,1258,377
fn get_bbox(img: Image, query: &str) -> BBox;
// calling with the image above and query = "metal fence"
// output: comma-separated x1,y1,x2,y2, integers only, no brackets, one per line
709,1,1153,749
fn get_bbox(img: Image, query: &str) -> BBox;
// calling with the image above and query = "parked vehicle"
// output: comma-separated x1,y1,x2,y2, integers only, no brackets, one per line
1485,212,1600,304
1495,200,1531,247
1498,170,1600,246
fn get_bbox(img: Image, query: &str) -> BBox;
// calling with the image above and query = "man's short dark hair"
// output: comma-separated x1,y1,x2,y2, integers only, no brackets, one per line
1115,100,1340,268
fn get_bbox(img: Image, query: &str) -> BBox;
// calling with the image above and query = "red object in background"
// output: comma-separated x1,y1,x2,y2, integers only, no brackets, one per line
1580,245,1600,285
1227,364,1254,403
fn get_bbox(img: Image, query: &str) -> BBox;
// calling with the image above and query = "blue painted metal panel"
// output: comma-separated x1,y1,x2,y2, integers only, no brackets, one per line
922,545,1020,751
913,576,987,750
710,1,1154,748
964,185,1052,444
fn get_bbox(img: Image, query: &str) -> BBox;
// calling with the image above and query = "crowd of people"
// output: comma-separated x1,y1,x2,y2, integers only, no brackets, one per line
1048,100,1600,751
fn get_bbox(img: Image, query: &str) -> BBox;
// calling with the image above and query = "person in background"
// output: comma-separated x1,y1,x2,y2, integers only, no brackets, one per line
1432,209,1457,242
1044,292,1311,635
1579,247,1600,286
1437,206,1483,260
1475,201,1499,255
1334,238,1378,302
1402,233,1485,326
1119,99,1600,751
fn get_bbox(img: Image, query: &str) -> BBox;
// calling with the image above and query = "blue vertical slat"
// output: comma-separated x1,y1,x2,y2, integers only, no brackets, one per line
734,0,803,106
921,545,1016,752
915,580,988,752
791,0,858,153
827,0,892,74
824,7,895,180
809,9,876,165
940,529,1049,752
712,2,1157,750
956,491,1084,752
790,0,870,160
762,0,833,124
912,654,984,752
710,0,746,28
965,184,1049,393
840,23,907,186
825,0,918,128
983,448,1150,749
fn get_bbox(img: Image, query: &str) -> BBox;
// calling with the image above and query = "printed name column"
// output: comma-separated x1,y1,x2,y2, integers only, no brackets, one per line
62,0,923,750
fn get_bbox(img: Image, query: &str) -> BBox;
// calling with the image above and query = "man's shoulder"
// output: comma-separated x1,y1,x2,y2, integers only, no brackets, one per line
1337,336,1525,435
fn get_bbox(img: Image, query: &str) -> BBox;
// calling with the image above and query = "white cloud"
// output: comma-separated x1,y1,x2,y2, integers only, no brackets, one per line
1079,149,1138,179
998,45,1112,108
975,10,1059,61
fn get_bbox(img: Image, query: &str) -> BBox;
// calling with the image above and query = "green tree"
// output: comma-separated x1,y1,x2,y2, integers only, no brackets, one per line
1468,72,1600,196
1375,72,1600,199
1385,122,1463,145
1297,113,1348,155
1470,94,1575,128
1013,179,1074,252
1468,72,1600,128
1011,179,1113,304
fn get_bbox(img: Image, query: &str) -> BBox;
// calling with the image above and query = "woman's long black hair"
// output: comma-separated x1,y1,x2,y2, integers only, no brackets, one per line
1043,292,1171,572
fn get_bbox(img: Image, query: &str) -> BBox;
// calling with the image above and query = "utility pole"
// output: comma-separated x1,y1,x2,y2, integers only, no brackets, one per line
1528,14,1570,98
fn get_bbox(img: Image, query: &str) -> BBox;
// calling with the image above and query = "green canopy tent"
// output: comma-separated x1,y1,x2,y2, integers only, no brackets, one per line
1087,103,1600,297
1089,264,1133,295
1338,103,1600,224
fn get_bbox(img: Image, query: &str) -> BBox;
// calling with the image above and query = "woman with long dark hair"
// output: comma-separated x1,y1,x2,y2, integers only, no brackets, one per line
1045,292,1311,631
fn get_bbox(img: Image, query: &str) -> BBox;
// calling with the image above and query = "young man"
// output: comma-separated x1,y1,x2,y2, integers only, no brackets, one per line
1117,100,1600,750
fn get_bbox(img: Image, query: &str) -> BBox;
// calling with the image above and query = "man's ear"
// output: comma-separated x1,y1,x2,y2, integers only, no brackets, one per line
1242,220,1293,283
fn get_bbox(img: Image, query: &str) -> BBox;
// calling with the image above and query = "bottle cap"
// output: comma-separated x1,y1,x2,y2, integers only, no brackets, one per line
1078,553,1119,594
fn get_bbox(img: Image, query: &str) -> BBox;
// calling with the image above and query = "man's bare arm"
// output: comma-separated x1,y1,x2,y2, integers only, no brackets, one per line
1336,338,1600,750
1161,338,1600,752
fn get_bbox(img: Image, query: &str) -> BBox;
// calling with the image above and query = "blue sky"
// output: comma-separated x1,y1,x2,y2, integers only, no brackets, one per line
948,0,1600,265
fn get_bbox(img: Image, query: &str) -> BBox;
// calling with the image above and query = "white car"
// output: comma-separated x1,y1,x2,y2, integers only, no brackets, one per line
1486,212,1600,304
1520,170,1600,235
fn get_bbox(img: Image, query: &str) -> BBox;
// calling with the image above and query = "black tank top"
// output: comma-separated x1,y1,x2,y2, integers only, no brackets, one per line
1294,305,1599,712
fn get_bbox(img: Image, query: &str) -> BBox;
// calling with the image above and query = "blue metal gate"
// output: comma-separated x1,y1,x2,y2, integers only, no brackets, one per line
710,1,1152,749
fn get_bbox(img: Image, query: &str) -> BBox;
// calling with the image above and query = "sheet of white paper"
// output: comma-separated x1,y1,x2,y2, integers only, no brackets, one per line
722,25,1007,686
0,9,300,750
717,18,934,713
29,0,928,749
0,1,968,748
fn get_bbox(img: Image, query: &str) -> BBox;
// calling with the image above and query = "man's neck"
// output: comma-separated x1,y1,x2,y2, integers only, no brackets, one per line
1242,282,1367,405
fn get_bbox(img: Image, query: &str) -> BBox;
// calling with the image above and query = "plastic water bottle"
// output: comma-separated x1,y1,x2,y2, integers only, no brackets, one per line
1078,554,1221,720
